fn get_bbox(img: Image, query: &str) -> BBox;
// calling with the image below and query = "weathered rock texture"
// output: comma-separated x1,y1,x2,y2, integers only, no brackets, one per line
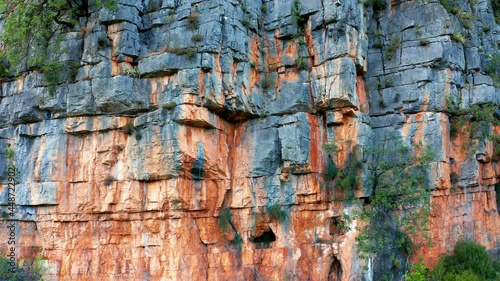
0,0,499,280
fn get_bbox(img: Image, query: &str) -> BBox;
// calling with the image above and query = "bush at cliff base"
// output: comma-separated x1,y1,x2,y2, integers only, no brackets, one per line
431,240,499,281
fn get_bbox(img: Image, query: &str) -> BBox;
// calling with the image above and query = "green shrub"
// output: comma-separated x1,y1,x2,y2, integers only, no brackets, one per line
3,147,14,159
191,34,203,42
242,17,251,27
123,122,135,135
451,33,466,44
432,240,496,280
187,13,200,29
324,158,338,181
261,4,268,14
296,56,309,70
419,38,430,46
385,35,401,59
442,270,482,281
124,66,139,77
405,262,431,281
440,0,458,13
262,73,276,90
218,207,232,231
162,101,176,110
485,53,500,87
267,204,287,222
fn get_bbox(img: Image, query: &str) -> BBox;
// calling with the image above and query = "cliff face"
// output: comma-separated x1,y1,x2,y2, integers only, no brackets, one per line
0,0,499,280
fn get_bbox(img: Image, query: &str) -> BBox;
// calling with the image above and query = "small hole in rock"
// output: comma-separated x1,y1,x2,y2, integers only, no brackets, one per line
250,229,276,249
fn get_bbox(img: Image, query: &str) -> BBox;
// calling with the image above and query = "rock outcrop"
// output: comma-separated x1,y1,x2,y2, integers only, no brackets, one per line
0,0,498,280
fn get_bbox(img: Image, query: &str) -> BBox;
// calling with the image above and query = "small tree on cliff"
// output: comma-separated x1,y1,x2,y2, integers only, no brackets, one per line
352,135,436,279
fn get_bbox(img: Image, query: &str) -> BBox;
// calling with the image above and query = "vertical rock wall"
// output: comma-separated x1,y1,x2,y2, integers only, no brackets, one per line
0,0,498,280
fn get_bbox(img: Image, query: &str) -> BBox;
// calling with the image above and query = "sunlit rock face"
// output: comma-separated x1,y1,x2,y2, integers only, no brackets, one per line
0,0,498,280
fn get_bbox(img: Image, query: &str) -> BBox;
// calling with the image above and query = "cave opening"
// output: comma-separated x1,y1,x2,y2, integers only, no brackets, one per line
250,229,276,249
328,256,342,281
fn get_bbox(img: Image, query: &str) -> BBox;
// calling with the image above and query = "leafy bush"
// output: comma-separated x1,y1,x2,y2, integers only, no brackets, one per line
3,147,14,159
191,34,203,42
262,73,276,90
355,136,435,266
432,240,497,280
123,66,139,77
218,207,232,231
419,38,430,46
267,204,287,222
485,53,500,87
451,33,466,44
187,13,200,29
295,56,309,70
385,35,401,59
405,262,431,281
123,122,135,135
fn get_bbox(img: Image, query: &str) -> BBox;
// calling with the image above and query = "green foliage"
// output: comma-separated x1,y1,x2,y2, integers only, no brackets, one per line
166,47,197,58
415,25,423,36
432,240,497,280
451,33,466,44
405,261,431,281
485,53,500,87
491,0,500,23
355,137,435,259
0,0,116,84
419,38,430,46
162,101,177,110
218,207,232,231
261,4,268,14
322,141,362,200
191,34,203,42
291,0,302,24
323,140,340,181
267,204,288,222
385,35,401,59
123,122,135,135
446,98,499,150
3,147,15,159
0,254,46,281
324,159,339,181
187,13,200,29
491,135,500,155
242,17,251,27
123,66,139,78
262,73,277,90
295,56,309,70
322,140,339,157
442,270,482,281
373,42,383,49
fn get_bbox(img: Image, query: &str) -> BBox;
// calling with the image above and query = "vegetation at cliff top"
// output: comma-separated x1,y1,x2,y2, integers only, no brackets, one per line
0,0,116,92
